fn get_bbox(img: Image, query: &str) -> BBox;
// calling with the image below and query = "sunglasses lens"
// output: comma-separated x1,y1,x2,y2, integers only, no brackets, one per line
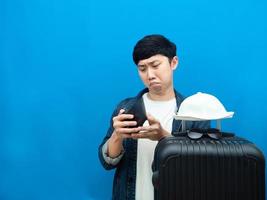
188,131,202,139
207,128,220,132
208,132,222,139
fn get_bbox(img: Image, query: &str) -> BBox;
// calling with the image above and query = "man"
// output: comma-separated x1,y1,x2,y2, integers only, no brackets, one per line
98,34,209,200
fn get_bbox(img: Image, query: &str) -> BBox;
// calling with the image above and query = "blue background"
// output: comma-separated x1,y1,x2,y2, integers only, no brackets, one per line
0,0,266,199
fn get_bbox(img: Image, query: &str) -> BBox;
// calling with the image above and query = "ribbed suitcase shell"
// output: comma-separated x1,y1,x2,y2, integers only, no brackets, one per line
152,135,265,200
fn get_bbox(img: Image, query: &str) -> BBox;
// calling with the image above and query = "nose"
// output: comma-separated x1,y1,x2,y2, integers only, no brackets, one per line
147,67,155,80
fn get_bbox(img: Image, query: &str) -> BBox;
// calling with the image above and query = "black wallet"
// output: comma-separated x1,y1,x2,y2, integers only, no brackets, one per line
123,100,147,127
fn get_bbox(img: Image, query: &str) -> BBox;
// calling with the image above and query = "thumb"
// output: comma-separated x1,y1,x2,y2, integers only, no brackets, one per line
147,113,158,125
118,109,125,115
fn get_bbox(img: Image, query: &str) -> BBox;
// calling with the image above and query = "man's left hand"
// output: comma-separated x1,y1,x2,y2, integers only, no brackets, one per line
131,113,170,141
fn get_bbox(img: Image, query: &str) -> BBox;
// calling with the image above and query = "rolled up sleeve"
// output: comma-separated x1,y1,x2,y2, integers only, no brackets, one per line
102,140,125,166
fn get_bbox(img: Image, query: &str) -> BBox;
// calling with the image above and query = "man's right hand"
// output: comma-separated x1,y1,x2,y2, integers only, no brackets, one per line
107,109,141,158
112,109,142,139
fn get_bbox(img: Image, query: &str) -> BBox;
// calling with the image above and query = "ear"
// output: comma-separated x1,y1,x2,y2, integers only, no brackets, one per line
171,56,179,70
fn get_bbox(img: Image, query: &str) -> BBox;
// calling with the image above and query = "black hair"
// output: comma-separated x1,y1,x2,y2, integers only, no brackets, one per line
132,34,176,65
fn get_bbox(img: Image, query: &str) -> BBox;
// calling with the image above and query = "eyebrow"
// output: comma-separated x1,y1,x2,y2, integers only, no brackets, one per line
138,60,160,67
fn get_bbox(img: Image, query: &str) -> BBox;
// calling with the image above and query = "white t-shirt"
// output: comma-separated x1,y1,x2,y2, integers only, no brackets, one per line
135,93,177,200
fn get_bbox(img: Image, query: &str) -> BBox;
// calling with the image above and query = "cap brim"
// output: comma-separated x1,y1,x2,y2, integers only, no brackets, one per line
174,112,234,121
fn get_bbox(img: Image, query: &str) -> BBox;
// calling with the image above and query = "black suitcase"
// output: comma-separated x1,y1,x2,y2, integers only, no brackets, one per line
152,132,265,200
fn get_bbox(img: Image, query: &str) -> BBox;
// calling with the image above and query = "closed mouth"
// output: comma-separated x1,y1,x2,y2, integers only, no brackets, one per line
149,82,160,86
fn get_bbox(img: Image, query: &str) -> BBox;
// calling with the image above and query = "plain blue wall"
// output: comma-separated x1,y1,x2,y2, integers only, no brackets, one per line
0,0,266,199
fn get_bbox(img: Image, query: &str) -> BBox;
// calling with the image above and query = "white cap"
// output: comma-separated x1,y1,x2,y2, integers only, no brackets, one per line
174,92,234,121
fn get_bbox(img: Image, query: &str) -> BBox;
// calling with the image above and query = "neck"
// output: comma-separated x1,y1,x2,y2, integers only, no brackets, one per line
147,87,175,101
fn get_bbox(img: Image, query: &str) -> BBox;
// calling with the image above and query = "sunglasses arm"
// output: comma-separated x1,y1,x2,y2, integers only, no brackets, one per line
216,119,221,131
181,121,186,132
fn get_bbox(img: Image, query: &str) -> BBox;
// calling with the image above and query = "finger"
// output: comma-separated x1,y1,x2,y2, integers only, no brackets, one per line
118,109,125,115
117,127,142,134
139,125,155,132
120,133,134,139
146,113,159,124
113,114,134,124
115,120,137,128
131,133,147,139
116,113,134,121
131,129,158,138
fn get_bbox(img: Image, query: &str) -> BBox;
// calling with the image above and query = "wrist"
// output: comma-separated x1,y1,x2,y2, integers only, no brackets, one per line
108,131,124,158
111,131,123,143
159,129,169,140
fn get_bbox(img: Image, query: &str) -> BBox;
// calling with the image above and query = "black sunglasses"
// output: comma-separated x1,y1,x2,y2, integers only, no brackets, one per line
177,128,234,140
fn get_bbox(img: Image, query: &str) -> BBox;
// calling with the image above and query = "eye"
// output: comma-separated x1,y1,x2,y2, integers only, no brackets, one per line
138,66,146,72
152,64,160,68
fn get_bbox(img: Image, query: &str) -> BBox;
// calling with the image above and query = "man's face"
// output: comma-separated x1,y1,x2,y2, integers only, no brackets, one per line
137,54,178,95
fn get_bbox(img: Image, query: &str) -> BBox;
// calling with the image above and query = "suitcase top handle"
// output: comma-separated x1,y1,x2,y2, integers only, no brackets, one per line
174,128,235,140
